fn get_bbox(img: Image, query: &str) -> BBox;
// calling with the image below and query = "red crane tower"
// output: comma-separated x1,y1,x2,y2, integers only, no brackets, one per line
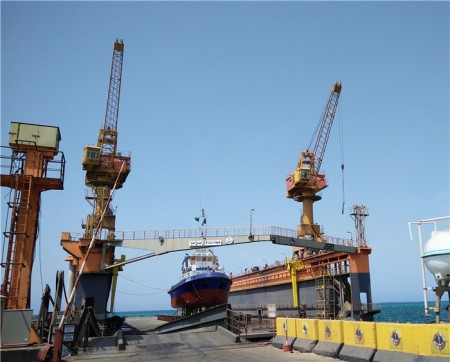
286,82,342,241
1,123,65,311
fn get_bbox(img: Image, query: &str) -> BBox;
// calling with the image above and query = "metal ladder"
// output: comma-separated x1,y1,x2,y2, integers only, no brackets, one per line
315,271,336,319
2,175,32,308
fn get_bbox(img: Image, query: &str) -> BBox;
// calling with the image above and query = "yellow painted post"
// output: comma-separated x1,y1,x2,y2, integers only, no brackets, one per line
291,269,298,307
109,254,125,313
287,259,304,308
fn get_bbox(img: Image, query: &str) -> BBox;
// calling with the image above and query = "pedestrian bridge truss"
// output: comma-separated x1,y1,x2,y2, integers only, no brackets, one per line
77,226,357,269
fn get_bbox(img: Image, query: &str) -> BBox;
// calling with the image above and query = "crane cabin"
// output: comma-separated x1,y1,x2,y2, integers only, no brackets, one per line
82,145,101,170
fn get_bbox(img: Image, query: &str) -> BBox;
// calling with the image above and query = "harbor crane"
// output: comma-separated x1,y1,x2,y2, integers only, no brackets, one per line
286,82,342,242
61,40,131,322
81,39,130,239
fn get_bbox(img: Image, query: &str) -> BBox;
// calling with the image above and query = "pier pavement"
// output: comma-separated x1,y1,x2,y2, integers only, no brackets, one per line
65,316,336,361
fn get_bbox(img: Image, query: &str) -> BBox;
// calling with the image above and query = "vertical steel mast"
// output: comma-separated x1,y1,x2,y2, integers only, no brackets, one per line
1,123,65,310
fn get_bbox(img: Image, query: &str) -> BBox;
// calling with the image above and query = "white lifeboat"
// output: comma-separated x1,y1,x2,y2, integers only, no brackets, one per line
423,229,450,285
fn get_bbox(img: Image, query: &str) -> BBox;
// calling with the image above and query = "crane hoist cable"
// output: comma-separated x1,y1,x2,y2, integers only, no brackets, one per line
48,161,127,361
119,273,168,291
116,290,168,296
38,208,44,293
338,95,345,214
1,189,13,263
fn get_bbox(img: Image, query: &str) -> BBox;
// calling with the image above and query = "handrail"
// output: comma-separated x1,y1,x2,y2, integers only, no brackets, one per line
360,303,382,312
62,225,355,247
1,146,65,183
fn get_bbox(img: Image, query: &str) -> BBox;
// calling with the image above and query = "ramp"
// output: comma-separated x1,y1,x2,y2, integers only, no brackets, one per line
155,304,228,334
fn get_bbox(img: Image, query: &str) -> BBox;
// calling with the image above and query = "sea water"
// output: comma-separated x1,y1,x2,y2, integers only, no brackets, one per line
116,301,450,324
373,301,449,324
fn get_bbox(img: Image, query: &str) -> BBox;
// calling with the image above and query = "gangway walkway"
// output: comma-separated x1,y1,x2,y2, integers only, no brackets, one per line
61,225,357,269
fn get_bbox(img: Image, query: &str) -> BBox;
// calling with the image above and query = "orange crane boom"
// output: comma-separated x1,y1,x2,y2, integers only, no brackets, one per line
286,82,342,241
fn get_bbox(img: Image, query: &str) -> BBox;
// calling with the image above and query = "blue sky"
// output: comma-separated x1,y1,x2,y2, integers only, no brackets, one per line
1,1,449,313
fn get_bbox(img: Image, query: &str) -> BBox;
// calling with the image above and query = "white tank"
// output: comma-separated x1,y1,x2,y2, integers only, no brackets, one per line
423,229,450,285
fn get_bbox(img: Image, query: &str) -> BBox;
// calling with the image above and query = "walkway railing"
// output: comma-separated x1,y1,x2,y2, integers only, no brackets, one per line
1,146,66,184
114,226,297,240
225,308,276,341
63,225,355,247
361,303,382,312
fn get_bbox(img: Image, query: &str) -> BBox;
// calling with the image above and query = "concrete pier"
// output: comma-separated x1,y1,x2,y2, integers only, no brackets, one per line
65,316,336,361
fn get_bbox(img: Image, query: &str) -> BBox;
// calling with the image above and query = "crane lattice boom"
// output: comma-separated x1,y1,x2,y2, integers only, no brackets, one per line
310,82,341,174
98,40,124,157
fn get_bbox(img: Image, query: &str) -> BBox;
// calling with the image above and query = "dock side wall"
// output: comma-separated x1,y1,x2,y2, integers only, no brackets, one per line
229,280,315,311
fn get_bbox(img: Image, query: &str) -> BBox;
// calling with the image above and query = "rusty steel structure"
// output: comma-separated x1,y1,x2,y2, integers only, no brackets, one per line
1,122,65,310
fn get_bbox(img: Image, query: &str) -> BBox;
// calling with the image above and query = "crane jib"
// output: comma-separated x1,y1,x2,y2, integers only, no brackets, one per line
312,83,341,174
100,40,124,157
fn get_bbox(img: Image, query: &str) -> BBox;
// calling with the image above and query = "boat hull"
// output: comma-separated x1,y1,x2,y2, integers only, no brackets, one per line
168,272,232,308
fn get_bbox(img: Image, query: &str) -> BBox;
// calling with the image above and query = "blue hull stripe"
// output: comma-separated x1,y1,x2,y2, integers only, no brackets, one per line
168,273,231,298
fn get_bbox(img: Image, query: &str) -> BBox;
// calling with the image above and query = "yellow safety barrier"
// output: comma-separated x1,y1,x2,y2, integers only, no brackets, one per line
294,318,319,352
376,322,417,354
342,321,377,349
296,318,319,341
275,317,297,337
374,322,450,360
272,317,297,350
340,321,377,361
318,319,344,343
271,317,450,360
313,319,344,358
414,324,450,357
